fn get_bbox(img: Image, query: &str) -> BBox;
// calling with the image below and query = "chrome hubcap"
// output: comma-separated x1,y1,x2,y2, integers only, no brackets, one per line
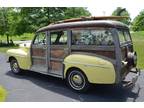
69,71,86,90
72,74,83,85
12,62,19,73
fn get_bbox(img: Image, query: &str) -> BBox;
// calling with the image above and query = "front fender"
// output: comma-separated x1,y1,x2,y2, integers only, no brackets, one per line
64,54,116,84
7,48,31,70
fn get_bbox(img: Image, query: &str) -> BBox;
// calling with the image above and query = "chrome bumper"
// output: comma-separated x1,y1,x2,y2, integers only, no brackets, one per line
122,68,140,88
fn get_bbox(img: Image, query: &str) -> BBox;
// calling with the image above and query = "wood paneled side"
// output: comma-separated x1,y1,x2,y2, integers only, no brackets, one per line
72,50,115,59
32,59,46,65
32,48,46,57
51,49,65,58
50,61,62,71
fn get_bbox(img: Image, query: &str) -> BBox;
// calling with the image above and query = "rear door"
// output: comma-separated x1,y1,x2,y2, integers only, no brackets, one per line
49,30,69,76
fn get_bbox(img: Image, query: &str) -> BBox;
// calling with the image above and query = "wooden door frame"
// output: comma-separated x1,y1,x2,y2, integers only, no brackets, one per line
47,30,71,78
30,32,47,73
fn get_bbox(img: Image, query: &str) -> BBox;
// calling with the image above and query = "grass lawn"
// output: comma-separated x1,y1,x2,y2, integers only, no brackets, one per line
131,31,144,69
0,86,7,102
0,33,34,41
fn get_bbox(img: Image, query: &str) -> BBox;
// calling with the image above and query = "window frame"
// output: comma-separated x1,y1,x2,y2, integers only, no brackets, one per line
117,29,132,45
50,30,68,46
32,32,46,45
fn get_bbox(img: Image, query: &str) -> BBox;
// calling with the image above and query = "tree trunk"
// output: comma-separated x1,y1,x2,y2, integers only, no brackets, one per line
6,35,9,45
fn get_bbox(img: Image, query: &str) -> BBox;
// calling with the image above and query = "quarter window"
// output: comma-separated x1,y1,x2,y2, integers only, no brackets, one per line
72,29,114,46
117,29,131,44
117,30,126,44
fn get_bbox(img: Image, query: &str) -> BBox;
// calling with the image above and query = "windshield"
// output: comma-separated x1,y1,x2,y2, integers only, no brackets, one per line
117,29,132,44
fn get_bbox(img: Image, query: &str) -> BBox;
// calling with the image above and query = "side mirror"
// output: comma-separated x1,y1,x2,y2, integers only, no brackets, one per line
24,44,26,47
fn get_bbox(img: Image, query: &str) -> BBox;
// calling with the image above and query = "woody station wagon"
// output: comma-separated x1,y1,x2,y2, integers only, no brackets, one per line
7,16,140,92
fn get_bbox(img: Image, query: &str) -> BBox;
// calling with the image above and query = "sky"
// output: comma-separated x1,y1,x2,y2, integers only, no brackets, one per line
87,0,144,20
0,0,144,20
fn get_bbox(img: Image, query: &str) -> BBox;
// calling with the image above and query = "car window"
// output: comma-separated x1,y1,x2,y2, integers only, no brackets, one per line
50,31,67,45
33,32,46,45
124,31,131,42
117,30,126,44
72,29,114,46
117,29,131,44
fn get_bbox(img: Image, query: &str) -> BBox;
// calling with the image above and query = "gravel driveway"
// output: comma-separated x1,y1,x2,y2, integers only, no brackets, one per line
0,53,144,102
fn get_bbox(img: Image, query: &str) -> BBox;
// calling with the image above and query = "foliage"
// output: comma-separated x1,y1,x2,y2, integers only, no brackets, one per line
0,8,21,44
112,7,131,25
64,7,91,19
0,7,91,36
0,86,6,102
0,7,91,44
131,10,144,31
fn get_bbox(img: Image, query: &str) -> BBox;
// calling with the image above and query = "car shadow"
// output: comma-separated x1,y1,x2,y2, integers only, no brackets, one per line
6,70,139,102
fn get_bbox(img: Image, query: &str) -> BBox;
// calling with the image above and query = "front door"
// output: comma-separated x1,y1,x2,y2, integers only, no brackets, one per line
31,32,47,73
49,30,69,76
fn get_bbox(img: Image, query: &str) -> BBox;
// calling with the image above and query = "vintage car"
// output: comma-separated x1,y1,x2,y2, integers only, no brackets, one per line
7,16,140,92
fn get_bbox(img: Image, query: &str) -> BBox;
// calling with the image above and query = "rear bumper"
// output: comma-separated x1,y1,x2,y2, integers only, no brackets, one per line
122,68,140,88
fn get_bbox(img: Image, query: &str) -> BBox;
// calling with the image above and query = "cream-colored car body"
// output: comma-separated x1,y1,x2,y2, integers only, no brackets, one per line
7,44,116,84
7,43,31,70
64,54,116,84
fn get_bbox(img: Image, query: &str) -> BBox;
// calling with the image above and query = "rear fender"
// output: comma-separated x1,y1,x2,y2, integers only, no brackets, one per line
63,54,116,84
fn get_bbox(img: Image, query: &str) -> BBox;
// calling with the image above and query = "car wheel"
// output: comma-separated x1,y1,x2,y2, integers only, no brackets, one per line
66,69,90,92
10,59,21,74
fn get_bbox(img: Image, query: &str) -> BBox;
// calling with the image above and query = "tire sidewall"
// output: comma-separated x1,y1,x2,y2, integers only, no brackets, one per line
67,70,89,92
10,59,21,74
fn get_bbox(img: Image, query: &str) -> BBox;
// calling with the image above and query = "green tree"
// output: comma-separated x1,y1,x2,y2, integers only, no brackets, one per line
64,7,91,19
16,7,67,34
0,7,91,40
0,7,20,44
16,7,91,35
132,10,144,31
112,7,131,25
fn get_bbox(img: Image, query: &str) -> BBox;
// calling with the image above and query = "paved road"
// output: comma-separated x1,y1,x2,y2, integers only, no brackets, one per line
0,53,144,102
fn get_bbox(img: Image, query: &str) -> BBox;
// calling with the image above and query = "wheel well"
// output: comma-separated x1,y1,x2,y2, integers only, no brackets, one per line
9,56,16,62
65,67,87,79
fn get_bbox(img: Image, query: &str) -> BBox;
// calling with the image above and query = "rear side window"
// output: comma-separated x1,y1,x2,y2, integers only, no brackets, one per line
50,31,67,45
72,29,114,46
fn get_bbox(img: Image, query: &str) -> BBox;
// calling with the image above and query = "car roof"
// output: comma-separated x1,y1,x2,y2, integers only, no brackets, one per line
37,19,129,32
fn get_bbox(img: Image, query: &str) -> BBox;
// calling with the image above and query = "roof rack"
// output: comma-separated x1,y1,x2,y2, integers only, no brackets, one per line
51,16,129,25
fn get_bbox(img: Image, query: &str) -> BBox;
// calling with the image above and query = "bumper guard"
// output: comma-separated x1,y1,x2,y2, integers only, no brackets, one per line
122,68,140,88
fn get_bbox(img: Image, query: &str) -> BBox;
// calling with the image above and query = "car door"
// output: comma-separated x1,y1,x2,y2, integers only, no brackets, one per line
49,30,69,76
31,32,47,73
